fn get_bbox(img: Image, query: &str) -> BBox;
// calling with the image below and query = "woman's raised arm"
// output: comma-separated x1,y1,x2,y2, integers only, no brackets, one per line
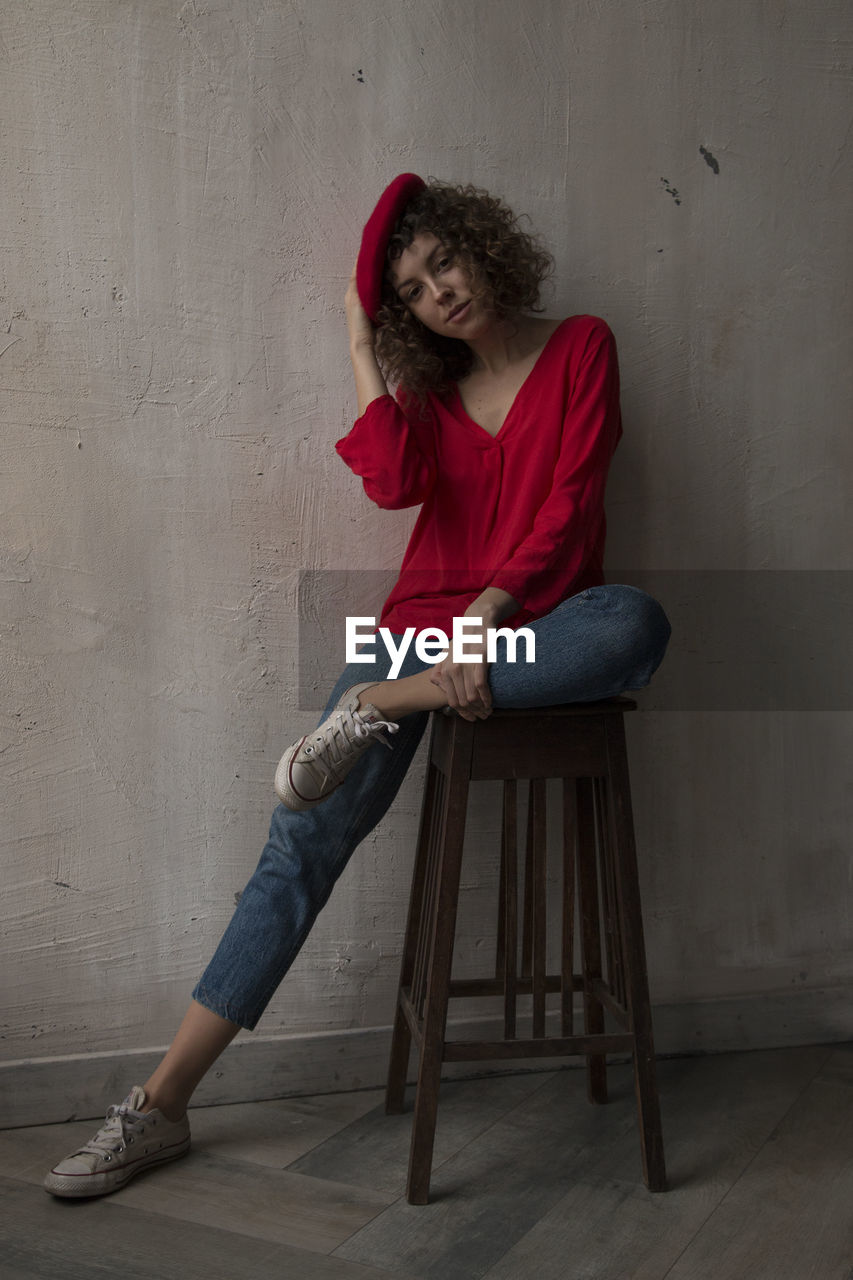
346,265,389,416
337,266,436,510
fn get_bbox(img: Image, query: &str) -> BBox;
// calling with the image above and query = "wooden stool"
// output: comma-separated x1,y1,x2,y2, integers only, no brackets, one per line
385,697,666,1204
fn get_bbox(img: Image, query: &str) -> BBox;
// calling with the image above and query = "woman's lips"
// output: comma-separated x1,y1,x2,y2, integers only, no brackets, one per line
447,300,471,323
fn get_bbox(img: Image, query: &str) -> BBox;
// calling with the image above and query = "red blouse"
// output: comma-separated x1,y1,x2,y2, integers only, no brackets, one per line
334,314,623,636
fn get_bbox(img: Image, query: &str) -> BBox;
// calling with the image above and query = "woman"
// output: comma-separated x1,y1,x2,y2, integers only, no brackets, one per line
44,173,671,1198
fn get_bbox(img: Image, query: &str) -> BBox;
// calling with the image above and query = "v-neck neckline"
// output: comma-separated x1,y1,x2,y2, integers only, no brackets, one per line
450,318,568,444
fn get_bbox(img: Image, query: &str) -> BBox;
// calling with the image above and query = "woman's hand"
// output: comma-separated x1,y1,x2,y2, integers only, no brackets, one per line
427,588,519,720
345,265,376,351
428,647,493,721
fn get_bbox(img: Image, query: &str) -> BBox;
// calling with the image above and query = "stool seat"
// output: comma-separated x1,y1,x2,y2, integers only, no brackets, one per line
386,697,666,1204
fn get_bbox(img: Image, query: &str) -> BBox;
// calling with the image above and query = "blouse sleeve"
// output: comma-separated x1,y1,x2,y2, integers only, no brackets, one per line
335,390,437,510
487,320,623,617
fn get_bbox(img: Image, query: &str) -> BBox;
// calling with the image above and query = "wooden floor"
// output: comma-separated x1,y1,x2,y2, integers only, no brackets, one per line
0,1043,851,1279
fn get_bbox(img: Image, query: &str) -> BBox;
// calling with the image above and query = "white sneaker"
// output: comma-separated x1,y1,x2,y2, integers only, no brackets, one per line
274,683,399,810
43,1086,191,1198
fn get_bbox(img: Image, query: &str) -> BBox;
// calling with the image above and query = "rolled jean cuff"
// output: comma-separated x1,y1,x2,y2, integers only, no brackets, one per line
191,981,257,1031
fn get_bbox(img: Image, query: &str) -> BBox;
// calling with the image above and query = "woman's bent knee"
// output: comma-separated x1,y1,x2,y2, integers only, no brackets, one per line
608,584,672,688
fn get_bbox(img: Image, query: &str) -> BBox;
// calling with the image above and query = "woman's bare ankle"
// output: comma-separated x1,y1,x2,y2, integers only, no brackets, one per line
138,999,240,1122
357,670,446,720
141,1086,187,1122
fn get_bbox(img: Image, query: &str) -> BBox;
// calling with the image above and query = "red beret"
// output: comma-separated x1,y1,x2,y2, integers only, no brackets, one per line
356,173,426,323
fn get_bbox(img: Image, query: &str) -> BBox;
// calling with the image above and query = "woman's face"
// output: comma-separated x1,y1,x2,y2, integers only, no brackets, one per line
387,232,488,337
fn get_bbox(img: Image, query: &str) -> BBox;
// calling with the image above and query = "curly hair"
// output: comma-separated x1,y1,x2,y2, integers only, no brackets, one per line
373,181,554,404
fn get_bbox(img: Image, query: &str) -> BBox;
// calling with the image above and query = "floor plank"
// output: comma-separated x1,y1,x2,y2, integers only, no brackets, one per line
664,1044,853,1280
0,1175,413,1280
185,1088,385,1168
114,1150,394,1254
478,1045,832,1280
290,1070,555,1195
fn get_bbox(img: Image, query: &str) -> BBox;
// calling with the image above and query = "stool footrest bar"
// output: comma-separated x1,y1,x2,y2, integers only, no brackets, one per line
448,975,583,999
442,1033,636,1062
590,977,630,1022
399,988,635,1059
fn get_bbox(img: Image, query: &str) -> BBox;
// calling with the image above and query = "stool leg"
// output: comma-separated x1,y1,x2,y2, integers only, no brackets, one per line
499,781,519,1040
386,735,441,1116
577,776,608,1104
529,779,548,1040
604,715,667,1192
406,720,474,1205
561,780,576,1037
521,791,535,980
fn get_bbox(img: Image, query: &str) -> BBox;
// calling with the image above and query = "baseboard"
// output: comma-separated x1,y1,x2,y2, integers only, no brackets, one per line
2,987,851,1129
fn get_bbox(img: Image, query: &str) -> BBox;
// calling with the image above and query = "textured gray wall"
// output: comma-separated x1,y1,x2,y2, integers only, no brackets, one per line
2,0,851,1079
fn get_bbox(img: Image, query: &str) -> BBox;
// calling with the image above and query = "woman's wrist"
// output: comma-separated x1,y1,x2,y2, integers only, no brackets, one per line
463,587,520,628
349,335,377,359
349,343,389,414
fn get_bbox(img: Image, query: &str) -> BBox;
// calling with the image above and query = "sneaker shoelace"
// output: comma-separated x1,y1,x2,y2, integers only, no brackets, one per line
301,703,398,789
77,1099,149,1162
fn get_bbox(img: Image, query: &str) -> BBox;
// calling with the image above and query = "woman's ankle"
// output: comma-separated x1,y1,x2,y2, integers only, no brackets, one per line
140,1085,187,1122
138,999,240,1121
357,670,445,720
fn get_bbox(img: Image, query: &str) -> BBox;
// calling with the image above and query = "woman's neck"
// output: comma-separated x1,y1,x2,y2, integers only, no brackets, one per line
464,313,551,377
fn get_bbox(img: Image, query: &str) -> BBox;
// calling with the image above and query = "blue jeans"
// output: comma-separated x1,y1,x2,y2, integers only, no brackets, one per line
192,584,671,1029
